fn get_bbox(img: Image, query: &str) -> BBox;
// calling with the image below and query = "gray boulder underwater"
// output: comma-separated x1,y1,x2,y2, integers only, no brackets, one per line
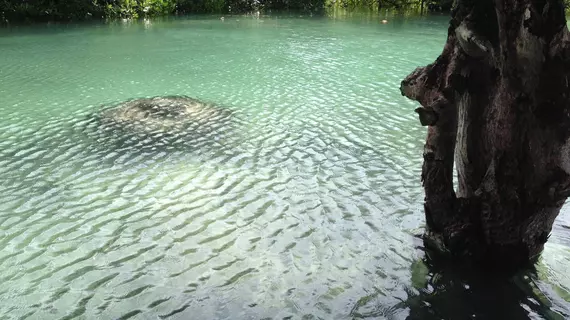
98,96,232,133
91,96,233,151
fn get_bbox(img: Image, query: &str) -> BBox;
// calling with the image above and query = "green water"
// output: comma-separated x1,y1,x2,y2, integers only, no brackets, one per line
0,14,569,320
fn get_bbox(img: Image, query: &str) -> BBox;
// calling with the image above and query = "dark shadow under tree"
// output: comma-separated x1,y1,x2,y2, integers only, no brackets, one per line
403,253,568,319
401,0,570,268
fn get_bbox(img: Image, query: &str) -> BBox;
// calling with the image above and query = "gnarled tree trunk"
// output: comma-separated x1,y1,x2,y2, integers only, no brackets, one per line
401,0,570,268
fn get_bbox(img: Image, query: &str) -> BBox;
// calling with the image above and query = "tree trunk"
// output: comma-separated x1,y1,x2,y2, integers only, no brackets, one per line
401,0,570,269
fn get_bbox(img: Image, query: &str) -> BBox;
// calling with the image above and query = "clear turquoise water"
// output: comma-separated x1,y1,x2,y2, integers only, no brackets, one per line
0,14,569,320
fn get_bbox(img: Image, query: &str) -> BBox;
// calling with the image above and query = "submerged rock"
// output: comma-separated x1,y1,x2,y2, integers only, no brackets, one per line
87,96,234,154
97,95,232,134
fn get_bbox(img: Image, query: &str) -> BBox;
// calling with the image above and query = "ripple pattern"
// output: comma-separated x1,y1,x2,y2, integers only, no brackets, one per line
0,14,569,320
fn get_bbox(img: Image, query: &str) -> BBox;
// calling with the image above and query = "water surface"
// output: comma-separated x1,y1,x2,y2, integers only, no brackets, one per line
1,13,569,320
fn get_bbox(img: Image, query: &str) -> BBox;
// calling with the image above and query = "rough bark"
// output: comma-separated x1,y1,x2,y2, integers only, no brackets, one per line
401,0,570,268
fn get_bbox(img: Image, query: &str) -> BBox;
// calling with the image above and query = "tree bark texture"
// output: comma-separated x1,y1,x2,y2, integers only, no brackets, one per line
401,0,570,267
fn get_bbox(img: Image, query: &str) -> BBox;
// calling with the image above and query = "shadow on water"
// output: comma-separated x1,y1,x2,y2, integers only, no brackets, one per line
350,242,570,320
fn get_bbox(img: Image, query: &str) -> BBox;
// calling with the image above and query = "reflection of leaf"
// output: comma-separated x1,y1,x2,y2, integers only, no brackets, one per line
349,287,385,317
535,250,570,304
553,284,570,303
410,259,429,290
322,286,345,300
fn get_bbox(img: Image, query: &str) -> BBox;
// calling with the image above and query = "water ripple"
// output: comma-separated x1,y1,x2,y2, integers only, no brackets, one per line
0,13,569,320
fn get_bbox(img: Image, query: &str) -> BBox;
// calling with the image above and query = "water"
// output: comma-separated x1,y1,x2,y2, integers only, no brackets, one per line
0,13,569,320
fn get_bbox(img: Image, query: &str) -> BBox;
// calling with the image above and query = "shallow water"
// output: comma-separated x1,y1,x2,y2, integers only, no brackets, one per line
0,13,569,320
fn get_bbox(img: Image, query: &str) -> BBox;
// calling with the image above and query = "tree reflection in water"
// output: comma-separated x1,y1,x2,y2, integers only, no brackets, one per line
351,241,570,319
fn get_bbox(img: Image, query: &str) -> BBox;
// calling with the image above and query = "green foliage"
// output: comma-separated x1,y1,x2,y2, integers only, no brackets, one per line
1,0,104,22
328,0,378,10
0,0,312,22
106,0,140,19
175,0,227,14
264,0,326,12
102,0,177,18
0,0,484,23
424,0,453,11
325,0,453,12
143,0,178,15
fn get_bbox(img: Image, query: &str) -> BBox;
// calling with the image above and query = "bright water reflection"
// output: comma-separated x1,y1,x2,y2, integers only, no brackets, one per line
0,13,569,320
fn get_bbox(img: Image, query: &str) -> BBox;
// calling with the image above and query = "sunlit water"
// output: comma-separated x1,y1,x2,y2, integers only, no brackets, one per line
1,13,569,320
